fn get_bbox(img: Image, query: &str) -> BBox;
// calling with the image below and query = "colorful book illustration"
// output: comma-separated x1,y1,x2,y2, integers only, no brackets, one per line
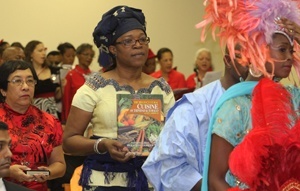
117,94,164,156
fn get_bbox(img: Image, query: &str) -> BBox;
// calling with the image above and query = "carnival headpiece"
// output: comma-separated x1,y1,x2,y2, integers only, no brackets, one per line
196,0,300,78
93,6,146,68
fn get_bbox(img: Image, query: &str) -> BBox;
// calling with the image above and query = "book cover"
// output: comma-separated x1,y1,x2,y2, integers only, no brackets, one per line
117,94,164,156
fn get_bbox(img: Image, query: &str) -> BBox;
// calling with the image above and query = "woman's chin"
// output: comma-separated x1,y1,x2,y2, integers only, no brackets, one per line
18,100,32,107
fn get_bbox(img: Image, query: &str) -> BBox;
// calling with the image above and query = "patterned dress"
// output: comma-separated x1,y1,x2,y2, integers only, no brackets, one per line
33,67,60,118
72,73,175,190
0,103,63,191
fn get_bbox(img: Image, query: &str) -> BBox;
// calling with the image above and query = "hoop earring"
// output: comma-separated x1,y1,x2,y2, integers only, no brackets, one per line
249,67,262,78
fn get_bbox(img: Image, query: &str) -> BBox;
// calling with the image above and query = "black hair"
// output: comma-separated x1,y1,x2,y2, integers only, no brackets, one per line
0,41,9,58
157,48,173,60
0,60,38,103
57,42,75,55
0,41,9,49
11,42,24,50
47,51,60,57
76,43,94,55
0,121,8,131
0,47,5,58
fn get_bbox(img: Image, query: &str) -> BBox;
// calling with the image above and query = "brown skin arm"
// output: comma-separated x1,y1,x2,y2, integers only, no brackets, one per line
46,145,66,179
55,86,62,101
9,146,66,183
208,134,233,191
63,106,135,162
63,106,94,155
191,179,202,191
32,145,66,182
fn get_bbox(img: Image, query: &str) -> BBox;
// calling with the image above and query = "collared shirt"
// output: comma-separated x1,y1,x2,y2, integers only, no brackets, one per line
142,80,224,191
0,179,6,191
151,69,187,89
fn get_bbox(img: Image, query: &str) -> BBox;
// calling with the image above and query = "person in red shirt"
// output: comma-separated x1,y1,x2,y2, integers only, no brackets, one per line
0,60,65,191
62,43,94,123
142,48,156,75
56,44,94,191
151,47,186,89
186,48,213,89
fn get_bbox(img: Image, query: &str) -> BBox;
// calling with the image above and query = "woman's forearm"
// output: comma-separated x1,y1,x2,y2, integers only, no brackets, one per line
209,177,230,191
48,161,66,180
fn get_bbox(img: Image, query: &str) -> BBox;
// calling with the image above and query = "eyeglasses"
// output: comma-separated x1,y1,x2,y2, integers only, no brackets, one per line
7,78,37,87
115,37,150,47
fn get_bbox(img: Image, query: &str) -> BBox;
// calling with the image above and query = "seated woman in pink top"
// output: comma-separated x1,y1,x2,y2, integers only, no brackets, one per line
151,47,186,89
186,48,213,89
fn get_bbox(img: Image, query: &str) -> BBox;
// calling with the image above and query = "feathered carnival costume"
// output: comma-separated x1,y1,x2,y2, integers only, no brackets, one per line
197,0,300,78
197,0,300,190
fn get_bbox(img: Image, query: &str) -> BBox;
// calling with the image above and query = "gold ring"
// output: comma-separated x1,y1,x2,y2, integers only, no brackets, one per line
290,29,293,33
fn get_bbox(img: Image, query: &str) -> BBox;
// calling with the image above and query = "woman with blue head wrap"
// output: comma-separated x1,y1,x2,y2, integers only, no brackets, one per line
63,5,175,191
93,6,146,70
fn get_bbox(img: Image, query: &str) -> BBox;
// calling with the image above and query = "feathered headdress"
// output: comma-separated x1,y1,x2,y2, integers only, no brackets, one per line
196,0,300,78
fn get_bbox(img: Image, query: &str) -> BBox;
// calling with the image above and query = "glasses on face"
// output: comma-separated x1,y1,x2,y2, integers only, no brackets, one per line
115,37,150,47
7,78,37,87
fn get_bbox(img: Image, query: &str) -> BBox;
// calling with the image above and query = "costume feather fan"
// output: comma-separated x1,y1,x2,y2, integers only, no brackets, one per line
196,0,300,79
228,78,300,191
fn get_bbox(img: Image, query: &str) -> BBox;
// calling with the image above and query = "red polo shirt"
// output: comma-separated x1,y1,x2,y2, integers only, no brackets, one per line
151,69,186,89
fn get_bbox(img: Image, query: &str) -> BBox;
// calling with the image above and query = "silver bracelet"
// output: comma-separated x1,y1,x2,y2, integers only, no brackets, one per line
93,138,107,154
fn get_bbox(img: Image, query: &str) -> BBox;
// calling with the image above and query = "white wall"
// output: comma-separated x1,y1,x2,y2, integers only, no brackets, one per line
0,0,224,78
1,0,297,85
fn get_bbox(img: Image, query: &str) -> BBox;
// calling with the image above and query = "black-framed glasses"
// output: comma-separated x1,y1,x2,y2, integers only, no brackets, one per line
115,37,150,47
7,78,37,87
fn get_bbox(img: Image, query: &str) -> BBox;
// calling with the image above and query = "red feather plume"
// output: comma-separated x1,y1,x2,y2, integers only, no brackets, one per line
228,78,300,191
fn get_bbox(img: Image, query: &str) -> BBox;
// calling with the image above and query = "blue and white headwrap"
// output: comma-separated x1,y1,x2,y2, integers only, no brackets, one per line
93,6,146,68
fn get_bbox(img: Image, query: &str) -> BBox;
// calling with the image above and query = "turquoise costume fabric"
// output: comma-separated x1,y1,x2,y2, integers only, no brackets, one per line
201,80,300,190
201,81,258,191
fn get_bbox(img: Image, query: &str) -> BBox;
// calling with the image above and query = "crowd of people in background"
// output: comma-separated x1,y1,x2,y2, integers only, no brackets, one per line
1,0,300,191
0,39,215,105
0,35,209,191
